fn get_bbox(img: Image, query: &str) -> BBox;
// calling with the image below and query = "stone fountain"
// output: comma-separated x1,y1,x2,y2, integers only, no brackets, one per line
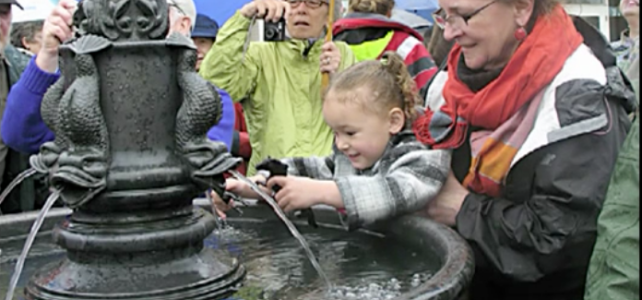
25,0,245,298
0,0,475,299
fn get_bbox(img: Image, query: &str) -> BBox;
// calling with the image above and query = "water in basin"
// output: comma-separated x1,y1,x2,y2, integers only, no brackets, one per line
1,218,439,300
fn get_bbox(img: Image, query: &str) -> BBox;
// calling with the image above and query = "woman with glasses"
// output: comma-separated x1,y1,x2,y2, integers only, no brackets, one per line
200,0,356,176
414,0,637,299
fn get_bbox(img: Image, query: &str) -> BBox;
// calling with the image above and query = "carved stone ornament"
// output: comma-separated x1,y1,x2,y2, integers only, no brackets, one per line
73,0,169,41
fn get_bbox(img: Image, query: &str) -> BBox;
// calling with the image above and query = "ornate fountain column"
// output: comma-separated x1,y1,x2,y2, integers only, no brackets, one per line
25,0,245,299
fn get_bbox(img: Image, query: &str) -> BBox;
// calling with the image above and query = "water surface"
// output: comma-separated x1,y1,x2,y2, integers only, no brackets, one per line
1,219,439,300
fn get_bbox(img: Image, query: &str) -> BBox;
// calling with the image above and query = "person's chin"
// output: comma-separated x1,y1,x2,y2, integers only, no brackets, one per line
290,33,313,40
463,55,485,71
349,160,373,170
288,28,320,40
622,9,639,18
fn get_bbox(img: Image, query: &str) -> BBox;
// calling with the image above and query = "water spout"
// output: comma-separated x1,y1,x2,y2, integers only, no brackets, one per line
0,168,38,210
4,190,61,300
228,170,333,291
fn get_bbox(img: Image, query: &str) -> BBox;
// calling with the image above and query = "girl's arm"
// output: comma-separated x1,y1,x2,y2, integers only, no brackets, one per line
336,148,451,230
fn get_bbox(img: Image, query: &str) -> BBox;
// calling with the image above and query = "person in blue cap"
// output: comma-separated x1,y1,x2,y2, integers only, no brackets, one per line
191,13,219,71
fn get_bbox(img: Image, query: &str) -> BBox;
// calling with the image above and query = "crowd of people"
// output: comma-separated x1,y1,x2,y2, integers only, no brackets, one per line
0,0,638,299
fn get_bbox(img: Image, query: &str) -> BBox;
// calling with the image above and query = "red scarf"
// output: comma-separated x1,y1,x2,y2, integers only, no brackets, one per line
414,5,583,196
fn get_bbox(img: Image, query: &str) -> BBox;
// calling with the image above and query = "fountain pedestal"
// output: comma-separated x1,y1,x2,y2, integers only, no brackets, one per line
25,0,245,299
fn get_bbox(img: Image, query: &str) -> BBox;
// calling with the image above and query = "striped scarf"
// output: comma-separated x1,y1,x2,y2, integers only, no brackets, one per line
413,5,583,197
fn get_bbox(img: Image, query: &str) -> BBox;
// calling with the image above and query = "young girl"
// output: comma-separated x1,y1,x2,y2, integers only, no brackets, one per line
213,51,451,230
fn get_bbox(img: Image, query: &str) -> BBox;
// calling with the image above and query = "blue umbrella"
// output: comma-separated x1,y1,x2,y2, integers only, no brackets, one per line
194,0,250,25
395,0,439,10
395,0,439,23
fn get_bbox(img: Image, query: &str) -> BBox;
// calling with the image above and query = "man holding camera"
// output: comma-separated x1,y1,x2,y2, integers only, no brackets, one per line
200,0,356,175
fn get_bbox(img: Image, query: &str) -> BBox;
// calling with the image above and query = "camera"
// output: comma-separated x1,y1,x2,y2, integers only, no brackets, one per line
249,18,287,42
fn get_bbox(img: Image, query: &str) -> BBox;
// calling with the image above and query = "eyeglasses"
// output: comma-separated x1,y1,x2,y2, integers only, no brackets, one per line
283,0,329,9
433,0,496,30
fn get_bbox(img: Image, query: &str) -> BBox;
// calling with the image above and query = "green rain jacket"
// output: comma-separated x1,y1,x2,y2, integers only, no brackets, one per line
200,12,356,175
584,115,639,300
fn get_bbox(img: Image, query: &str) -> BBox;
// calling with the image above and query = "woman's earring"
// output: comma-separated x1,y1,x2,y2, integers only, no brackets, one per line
514,27,527,40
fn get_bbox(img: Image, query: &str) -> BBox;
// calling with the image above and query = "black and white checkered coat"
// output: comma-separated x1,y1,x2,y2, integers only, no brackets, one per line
281,130,451,230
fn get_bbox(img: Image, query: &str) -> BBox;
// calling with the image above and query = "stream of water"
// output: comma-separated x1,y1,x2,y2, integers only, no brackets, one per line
3,190,61,300
0,168,37,210
229,170,333,291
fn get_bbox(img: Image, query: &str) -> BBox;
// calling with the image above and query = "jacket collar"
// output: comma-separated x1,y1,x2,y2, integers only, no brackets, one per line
333,13,424,41
284,35,324,58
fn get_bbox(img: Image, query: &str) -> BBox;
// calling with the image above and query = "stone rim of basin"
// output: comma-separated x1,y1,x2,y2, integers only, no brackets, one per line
0,199,474,300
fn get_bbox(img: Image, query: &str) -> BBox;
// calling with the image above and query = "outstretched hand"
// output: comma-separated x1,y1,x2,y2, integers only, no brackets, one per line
267,176,343,212
209,175,270,218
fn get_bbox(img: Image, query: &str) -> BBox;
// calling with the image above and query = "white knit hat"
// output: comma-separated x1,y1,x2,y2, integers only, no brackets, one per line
11,0,55,23
166,0,197,30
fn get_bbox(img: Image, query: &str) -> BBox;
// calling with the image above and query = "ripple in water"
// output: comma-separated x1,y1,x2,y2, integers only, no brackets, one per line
211,220,438,300
0,220,438,300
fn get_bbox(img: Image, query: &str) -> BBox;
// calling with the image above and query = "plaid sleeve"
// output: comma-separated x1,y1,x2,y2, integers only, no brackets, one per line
280,155,335,180
335,147,451,230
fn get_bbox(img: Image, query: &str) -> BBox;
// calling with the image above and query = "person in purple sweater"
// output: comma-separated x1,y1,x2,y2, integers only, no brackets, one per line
1,0,235,155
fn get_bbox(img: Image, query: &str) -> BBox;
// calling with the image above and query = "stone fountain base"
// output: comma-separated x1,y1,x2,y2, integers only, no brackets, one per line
26,209,245,300
27,248,244,300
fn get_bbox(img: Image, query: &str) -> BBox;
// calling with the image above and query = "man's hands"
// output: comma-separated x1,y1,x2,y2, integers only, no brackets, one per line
36,0,77,73
240,0,290,22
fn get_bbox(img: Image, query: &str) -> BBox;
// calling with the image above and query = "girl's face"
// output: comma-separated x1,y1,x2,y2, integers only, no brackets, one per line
323,88,405,170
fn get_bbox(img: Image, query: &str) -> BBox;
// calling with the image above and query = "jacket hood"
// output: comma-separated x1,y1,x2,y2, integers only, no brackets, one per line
571,15,638,113
333,13,424,41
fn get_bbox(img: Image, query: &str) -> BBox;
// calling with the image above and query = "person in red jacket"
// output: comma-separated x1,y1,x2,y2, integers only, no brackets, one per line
333,0,437,96
231,102,251,175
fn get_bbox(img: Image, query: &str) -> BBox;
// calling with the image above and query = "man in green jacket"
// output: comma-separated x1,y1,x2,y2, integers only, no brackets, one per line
199,0,356,175
584,115,639,300
584,1,639,297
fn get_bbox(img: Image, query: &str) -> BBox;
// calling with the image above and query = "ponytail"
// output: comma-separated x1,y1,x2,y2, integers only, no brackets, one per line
325,51,421,124
380,51,420,121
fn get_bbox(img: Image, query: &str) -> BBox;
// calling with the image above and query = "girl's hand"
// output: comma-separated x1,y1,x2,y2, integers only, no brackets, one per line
209,176,269,218
267,176,342,212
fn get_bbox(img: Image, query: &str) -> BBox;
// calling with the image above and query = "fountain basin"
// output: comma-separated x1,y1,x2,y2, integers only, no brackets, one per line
0,200,473,300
